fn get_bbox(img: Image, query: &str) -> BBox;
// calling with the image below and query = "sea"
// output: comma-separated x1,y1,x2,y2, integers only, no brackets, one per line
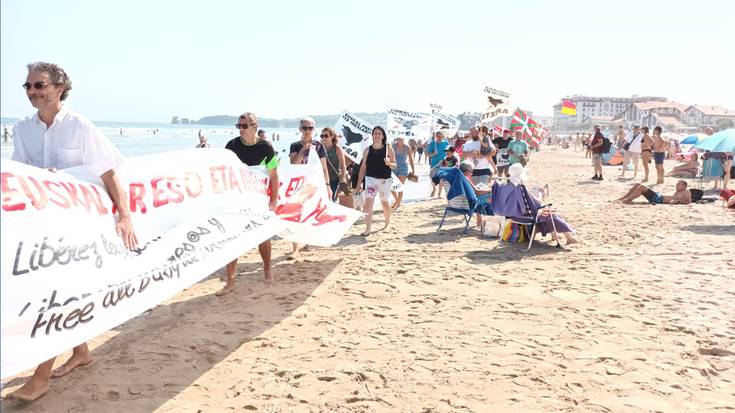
0,118,433,204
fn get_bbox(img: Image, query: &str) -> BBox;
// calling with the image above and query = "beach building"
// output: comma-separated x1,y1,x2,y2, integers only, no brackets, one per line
552,95,666,131
612,100,688,130
683,105,735,129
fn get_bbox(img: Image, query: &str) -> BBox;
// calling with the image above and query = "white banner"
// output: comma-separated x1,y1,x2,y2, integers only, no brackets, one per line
386,107,432,143
433,112,460,138
335,110,373,164
1,149,359,378
481,86,513,123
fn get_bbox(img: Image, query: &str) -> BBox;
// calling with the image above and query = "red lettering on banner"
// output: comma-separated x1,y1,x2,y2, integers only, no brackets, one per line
43,180,71,208
18,176,48,210
82,185,108,215
151,176,168,208
129,182,147,213
300,198,347,225
284,177,304,198
210,165,227,193
59,182,88,212
227,167,242,193
1,172,26,211
167,178,185,203
185,172,203,198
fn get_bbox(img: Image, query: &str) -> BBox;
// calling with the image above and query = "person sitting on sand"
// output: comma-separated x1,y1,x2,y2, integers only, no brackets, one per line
616,180,692,205
666,152,699,178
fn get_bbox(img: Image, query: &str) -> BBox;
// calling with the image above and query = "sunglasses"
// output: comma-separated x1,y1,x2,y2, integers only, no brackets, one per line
22,81,49,90
235,123,257,129
319,134,330,138
300,126,314,131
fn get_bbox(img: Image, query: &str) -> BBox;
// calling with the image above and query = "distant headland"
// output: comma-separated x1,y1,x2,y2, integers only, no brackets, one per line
171,113,388,128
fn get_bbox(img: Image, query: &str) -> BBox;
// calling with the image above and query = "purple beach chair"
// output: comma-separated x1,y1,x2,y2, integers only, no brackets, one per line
490,182,563,251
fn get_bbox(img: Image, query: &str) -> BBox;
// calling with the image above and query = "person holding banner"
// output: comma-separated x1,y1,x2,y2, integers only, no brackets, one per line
320,127,348,202
7,62,139,402
289,117,332,256
218,112,279,295
390,136,415,210
356,126,397,236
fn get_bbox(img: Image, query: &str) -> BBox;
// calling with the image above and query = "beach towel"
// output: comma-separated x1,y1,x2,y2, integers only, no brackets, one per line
501,222,528,242
433,167,478,209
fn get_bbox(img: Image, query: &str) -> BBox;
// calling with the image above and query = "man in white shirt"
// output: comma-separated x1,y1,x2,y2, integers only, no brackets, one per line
8,62,138,402
621,125,642,178
461,127,498,185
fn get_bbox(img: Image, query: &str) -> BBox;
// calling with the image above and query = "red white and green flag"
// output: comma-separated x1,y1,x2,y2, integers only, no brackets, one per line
493,125,504,136
509,109,541,147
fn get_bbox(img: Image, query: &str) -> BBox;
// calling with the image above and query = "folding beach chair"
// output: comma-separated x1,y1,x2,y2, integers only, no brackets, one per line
432,168,492,234
490,181,561,252
698,158,723,189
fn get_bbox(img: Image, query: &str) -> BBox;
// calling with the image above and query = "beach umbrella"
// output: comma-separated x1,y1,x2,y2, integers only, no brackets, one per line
693,129,735,153
680,133,706,144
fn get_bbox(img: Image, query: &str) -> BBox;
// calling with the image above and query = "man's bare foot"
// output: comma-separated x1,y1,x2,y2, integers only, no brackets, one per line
566,236,578,245
263,268,273,284
50,353,93,378
360,229,370,236
216,283,235,297
622,199,633,204
6,379,49,402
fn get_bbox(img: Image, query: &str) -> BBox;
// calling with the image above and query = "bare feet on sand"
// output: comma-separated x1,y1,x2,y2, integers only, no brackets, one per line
216,282,235,297
6,379,49,402
50,353,93,378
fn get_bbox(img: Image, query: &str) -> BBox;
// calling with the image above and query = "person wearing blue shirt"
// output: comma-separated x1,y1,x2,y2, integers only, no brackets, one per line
426,131,449,197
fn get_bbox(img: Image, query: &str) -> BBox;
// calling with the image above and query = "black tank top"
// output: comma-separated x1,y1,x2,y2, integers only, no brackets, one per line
365,145,391,179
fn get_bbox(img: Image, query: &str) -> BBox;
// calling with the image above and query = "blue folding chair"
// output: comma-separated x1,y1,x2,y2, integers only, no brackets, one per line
433,168,492,234
491,182,561,251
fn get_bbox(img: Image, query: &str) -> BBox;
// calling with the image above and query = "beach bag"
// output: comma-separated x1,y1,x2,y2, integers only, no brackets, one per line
601,137,612,153
623,133,640,151
689,188,703,202
483,216,505,238
501,222,528,243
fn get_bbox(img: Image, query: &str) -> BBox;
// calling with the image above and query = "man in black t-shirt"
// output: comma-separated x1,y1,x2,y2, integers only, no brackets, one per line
218,112,279,296
492,129,512,177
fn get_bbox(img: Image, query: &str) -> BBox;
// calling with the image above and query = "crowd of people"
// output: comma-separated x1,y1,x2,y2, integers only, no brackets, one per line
5,60,733,403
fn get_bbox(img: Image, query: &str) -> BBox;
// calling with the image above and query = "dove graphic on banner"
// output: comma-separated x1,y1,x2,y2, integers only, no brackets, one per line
481,86,513,123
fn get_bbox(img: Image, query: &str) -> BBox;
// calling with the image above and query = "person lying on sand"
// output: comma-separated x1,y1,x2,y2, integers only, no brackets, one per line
616,180,691,205
666,153,699,178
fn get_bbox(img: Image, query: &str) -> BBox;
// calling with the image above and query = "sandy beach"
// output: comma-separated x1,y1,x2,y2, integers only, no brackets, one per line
2,148,733,412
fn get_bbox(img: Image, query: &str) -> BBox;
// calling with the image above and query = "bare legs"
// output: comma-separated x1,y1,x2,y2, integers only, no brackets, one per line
641,152,651,182
361,197,391,236
391,176,407,210
616,183,648,204
217,240,273,296
655,162,665,184
8,344,92,402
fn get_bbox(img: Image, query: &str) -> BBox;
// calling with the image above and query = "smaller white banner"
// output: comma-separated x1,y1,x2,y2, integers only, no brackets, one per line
481,85,513,123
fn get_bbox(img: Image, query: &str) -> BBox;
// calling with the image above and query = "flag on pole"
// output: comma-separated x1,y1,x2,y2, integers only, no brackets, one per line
493,125,504,137
561,99,577,115
510,109,541,147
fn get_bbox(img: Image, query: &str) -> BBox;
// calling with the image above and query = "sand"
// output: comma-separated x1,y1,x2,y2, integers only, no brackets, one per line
2,148,734,412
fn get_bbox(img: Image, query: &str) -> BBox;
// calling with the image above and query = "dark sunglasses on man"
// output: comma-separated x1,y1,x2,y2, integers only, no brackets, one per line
300,126,314,131
235,122,257,129
22,81,49,90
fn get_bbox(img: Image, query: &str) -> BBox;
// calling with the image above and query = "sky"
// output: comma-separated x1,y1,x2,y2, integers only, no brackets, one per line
2,0,734,122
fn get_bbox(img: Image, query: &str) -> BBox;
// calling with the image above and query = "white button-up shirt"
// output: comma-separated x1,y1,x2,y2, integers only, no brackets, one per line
12,106,123,176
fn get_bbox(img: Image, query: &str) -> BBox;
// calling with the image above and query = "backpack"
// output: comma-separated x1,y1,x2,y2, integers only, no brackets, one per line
601,136,612,153
689,188,703,202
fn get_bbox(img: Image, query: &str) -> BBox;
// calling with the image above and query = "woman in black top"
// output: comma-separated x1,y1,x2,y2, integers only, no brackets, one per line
356,126,396,236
